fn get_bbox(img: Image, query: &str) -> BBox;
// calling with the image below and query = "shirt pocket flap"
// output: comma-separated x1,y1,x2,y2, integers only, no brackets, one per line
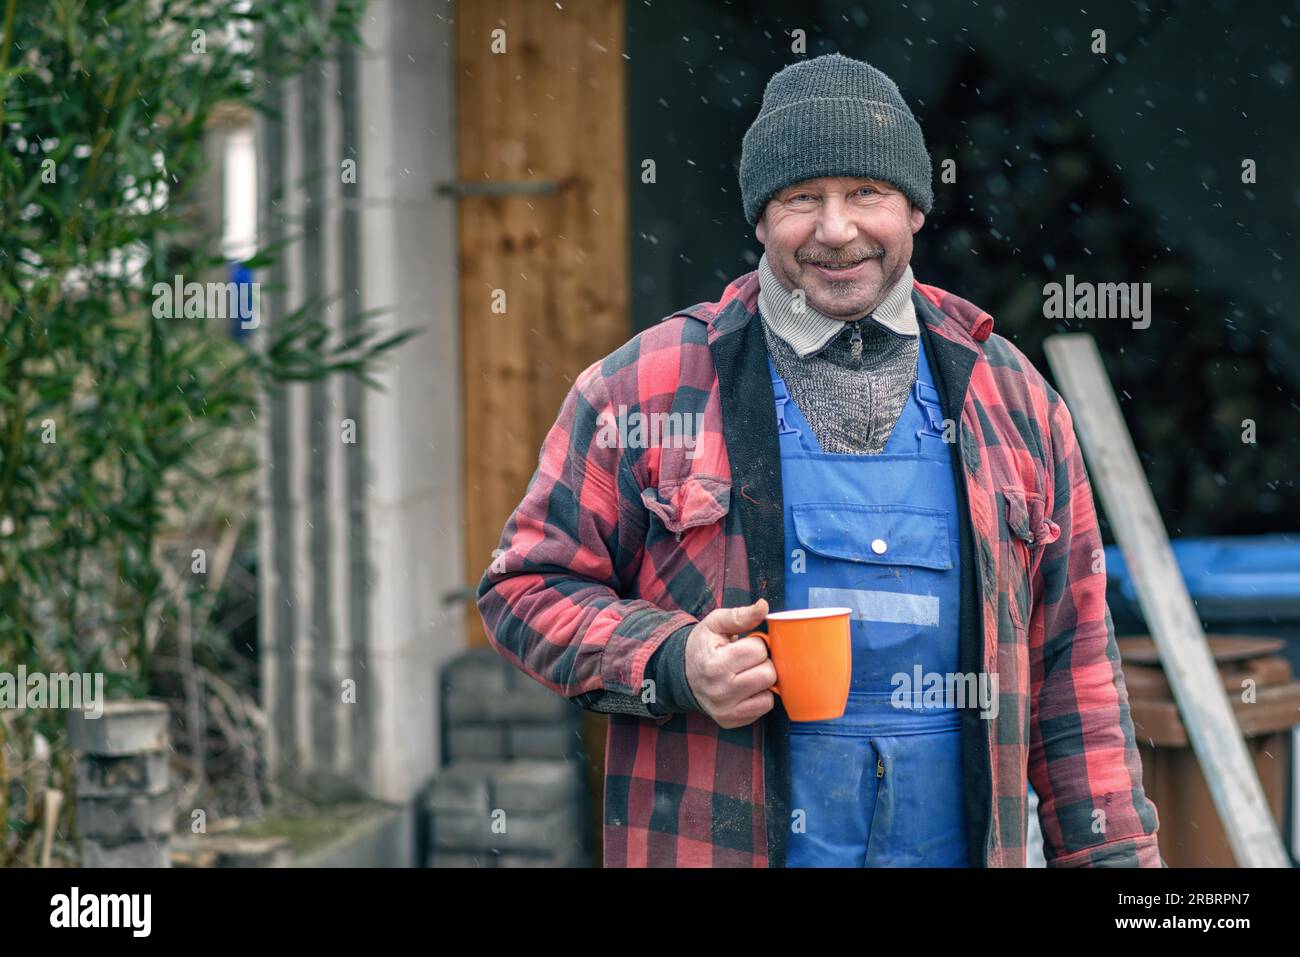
999,484,1061,547
791,502,952,570
641,475,731,534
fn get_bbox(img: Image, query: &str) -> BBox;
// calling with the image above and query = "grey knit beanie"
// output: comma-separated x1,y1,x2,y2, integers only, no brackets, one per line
739,53,934,225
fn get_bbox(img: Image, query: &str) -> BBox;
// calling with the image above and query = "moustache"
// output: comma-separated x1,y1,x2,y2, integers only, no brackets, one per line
796,248,885,264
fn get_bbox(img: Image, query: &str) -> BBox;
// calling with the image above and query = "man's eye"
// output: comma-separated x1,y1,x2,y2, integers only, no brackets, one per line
855,186,877,197
789,193,815,202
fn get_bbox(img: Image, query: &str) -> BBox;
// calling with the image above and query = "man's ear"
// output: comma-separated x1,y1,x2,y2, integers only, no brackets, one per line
755,211,767,244
910,203,925,235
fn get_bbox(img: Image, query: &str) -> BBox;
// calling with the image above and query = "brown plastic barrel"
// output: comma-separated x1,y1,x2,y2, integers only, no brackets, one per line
1118,635,1300,867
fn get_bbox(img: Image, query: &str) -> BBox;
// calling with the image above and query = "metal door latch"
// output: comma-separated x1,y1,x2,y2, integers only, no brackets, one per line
435,180,556,198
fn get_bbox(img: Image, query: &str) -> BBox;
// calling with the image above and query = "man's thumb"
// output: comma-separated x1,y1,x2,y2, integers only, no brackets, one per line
708,598,768,637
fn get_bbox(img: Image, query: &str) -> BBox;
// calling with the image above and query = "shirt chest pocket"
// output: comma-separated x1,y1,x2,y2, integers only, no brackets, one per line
997,484,1061,629
641,475,732,540
999,485,1058,550
639,475,732,614
791,503,953,571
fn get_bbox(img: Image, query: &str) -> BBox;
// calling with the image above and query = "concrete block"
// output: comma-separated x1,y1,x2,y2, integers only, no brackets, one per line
498,846,588,868
429,846,587,868
445,684,574,723
447,725,507,760
508,723,579,759
442,647,587,723
67,700,169,756
430,848,496,868
81,839,171,868
76,749,170,797
430,809,492,849
426,761,495,813
492,760,583,812
442,647,510,695
427,759,583,813
77,790,175,843
431,803,583,854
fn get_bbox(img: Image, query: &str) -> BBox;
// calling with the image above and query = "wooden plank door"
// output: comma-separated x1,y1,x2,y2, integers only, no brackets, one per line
456,0,629,867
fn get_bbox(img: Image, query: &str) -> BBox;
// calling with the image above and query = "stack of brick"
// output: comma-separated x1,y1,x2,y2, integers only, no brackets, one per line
68,700,173,868
426,647,588,867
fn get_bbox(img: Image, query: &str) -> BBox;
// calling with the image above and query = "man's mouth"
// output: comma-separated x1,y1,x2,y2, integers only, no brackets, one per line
803,255,879,280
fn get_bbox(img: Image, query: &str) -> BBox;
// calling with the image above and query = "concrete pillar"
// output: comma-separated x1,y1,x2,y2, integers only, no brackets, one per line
257,0,462,809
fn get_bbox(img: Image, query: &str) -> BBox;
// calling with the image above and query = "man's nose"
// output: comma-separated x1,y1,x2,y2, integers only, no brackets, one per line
814,198,857,247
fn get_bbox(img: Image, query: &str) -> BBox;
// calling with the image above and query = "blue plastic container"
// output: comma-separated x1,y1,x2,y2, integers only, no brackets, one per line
1105,534,1300,650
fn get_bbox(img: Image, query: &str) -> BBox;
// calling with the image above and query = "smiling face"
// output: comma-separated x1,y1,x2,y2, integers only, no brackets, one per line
755,176,925,320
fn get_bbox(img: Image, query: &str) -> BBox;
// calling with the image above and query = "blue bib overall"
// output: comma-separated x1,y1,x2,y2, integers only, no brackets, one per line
775,332,969,867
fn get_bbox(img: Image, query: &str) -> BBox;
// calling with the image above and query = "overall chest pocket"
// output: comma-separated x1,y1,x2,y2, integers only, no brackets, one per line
791,503,952,571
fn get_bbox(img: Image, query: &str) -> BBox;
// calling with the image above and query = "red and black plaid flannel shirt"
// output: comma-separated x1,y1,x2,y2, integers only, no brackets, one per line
476,269,1162,867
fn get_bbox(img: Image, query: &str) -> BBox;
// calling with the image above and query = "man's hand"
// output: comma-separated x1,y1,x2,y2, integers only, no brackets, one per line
684,599,777,729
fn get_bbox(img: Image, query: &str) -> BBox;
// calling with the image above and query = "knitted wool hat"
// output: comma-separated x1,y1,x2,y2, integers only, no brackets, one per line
739,53,934,225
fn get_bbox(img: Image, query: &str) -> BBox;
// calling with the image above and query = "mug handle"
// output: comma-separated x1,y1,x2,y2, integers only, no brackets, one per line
747,631,781,696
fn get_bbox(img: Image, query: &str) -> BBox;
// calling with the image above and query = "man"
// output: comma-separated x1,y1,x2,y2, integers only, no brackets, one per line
477,53,1161,867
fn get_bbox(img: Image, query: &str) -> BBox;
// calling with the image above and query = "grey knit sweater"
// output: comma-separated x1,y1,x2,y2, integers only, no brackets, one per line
644,255,921,717
758,252,919,454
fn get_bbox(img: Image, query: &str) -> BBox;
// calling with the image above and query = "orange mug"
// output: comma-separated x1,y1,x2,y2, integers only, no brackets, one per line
748,607,852,722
